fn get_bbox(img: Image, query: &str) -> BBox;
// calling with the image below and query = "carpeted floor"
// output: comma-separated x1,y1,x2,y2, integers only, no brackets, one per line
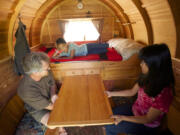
15,113,105,135
15,113,46,135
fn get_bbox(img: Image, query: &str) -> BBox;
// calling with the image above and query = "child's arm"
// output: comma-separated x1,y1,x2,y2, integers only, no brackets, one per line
54,49,75,59
61,50,75,59
52,50,61,58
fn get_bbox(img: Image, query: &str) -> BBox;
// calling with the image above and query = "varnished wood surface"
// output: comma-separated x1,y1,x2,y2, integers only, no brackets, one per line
167,57,180,135
47,75,114,128
50,53,141,82
0,57,25,135
40,0,125,44
0,0,179,60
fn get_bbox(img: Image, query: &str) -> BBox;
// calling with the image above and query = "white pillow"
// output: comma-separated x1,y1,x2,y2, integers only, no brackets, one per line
107,38,144,60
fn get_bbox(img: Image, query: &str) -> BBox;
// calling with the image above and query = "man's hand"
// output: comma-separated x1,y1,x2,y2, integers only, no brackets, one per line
45,103,54,110
51,94,58,104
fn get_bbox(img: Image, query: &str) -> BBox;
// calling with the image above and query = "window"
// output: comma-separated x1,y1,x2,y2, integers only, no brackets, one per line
64,20,100,42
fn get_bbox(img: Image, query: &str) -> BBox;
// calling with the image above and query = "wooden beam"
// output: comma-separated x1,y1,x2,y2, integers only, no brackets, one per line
167,0,180,58
131,0,153,44
100,0,134,39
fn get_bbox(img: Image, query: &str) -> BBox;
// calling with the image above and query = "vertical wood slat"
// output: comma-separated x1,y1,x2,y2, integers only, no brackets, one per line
167,58,180,135
0,57,25,135
41,0,123,44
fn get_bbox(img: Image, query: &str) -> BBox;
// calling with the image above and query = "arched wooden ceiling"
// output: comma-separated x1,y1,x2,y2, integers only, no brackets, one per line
30,0,135,46
0,0,179,60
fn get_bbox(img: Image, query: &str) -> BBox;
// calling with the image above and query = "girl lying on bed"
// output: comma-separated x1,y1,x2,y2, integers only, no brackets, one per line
52,38,109,59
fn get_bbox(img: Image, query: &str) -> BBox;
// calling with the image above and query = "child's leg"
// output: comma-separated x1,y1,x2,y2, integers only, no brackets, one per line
86,43,109,54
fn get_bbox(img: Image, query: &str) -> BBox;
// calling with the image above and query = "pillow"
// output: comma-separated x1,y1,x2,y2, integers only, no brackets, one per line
107,38,144,60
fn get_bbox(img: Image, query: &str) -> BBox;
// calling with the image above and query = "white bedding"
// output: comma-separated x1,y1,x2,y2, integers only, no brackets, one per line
107,38,144,60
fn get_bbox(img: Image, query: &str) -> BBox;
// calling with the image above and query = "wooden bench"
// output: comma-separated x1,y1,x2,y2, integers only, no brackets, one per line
167,58,180,135
0,57,25,135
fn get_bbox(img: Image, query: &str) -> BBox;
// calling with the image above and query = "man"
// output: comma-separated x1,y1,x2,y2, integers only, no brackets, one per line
17,52,67,135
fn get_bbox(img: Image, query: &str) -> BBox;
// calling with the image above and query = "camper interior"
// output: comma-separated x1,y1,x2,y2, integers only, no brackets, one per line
0,0,180,135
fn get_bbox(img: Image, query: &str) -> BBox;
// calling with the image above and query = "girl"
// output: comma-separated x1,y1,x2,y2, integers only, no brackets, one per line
105,44,175,135
52,38,109,59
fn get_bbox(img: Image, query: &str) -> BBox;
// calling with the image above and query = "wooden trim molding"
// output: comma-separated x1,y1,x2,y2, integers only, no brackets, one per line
131,0,153,44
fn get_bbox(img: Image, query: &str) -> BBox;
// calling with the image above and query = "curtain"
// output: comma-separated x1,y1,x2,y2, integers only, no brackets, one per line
92,19,104,43
58,20,68,38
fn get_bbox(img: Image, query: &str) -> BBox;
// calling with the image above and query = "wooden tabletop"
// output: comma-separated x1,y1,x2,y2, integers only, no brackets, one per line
47,75,114,128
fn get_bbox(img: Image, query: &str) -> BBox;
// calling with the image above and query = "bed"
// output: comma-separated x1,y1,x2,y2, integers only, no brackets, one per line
43,38,144,89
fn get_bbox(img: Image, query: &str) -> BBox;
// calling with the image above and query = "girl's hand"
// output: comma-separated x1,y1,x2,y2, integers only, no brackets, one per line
105,91,113,98
111,115,124,125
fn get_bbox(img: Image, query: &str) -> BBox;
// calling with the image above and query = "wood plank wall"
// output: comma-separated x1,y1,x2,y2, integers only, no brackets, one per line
12,0,47,48
0,0,179,60
167,0,180,58
115,0,176,57
141,0,176,57
0,0,17,59
167,58,180,135
0,57,25,135
41,0,125,45
115,0,149,45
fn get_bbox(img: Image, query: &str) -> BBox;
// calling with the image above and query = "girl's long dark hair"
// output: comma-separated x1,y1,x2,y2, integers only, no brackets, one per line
137,44,175,97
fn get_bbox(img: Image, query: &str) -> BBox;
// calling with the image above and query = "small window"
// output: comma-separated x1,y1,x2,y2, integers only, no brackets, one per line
64,20,100,42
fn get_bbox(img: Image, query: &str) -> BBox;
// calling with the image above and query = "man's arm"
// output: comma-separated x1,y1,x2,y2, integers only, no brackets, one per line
50,84,57,97
50,82,59,104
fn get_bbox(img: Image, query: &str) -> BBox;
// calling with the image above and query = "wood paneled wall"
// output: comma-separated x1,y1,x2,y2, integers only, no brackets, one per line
0,0,180,59
41,0,127,44
12,0,47,48
141,0,176,57
115,0,150,45
0,0,18,59
115,0,176,57
50,54,141,90
167,58,180,135
167,0,180,58
0,57,25,135
30,0,133,47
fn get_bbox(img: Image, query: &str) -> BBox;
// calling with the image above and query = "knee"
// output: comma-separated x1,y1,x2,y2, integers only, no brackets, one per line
105,124,115,132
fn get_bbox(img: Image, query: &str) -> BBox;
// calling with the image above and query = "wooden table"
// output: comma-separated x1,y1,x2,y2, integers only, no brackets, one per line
47,75,114,128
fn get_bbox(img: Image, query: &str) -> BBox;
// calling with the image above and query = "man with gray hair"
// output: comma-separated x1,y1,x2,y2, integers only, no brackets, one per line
17,52,67,135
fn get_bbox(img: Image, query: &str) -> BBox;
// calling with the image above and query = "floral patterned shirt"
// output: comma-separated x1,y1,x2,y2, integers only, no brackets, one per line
132,87,173,127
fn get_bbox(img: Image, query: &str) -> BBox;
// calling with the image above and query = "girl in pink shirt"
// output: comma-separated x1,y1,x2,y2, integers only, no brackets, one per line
105,44,175,135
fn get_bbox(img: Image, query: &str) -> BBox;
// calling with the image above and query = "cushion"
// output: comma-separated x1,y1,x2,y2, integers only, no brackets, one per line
107,38,144,60
45,47,122,62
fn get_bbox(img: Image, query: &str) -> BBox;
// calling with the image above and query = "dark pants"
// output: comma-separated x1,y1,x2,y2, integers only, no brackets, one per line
86,43,109,55
105,104,157,135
